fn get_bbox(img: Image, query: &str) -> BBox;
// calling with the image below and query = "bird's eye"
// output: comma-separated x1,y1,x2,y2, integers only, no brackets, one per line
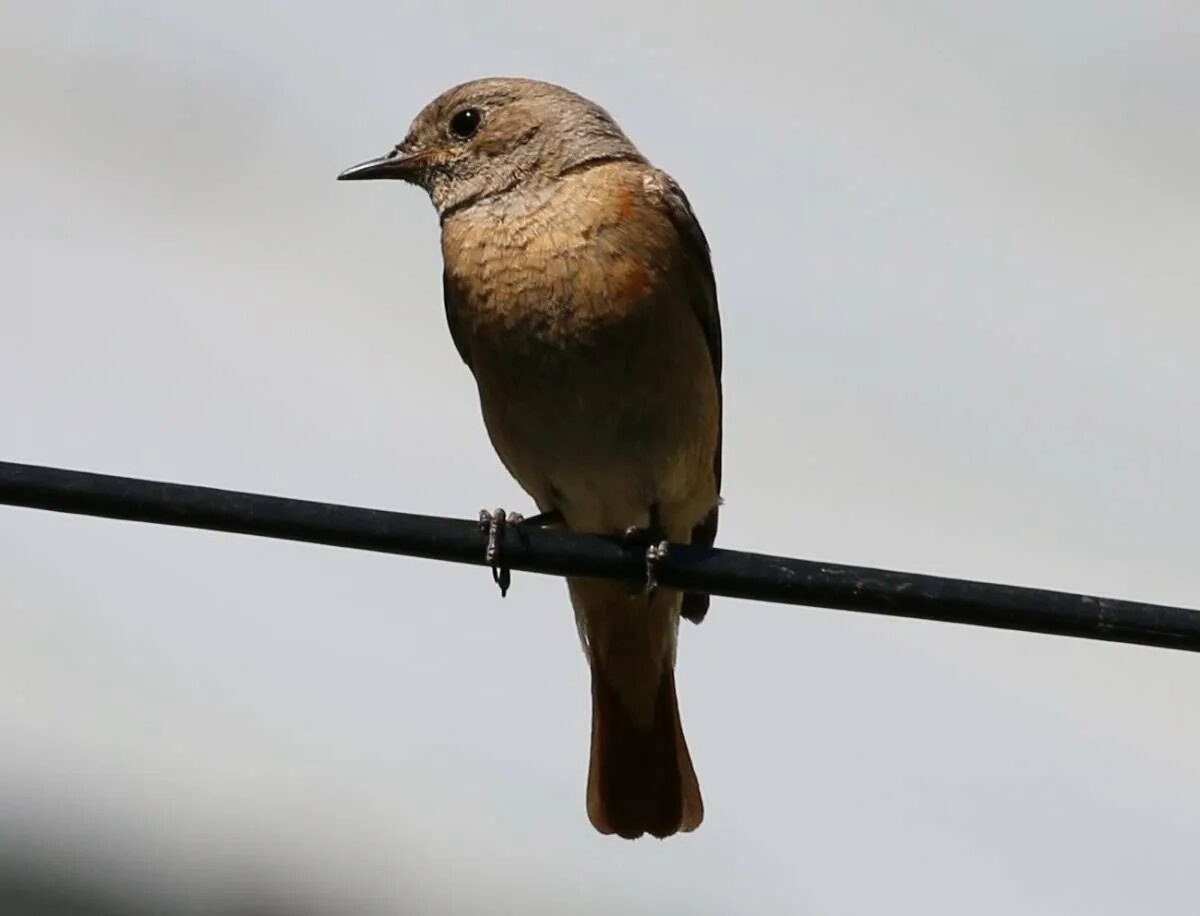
448,108,482,139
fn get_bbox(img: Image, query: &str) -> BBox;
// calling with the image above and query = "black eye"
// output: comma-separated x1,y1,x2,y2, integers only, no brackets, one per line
448,107,482,139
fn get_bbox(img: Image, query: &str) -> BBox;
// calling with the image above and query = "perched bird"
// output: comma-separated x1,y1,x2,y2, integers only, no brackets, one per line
339,78,722,839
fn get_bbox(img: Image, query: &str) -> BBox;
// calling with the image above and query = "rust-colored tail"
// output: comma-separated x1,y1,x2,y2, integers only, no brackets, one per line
587,660,703,839
569,578,703,839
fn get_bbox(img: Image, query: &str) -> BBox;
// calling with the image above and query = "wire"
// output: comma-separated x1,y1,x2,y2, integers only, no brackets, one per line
2,460,1197,652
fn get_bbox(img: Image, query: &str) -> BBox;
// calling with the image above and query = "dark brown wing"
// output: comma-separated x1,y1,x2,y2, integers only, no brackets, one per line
650,170,723,624
441,269,474,369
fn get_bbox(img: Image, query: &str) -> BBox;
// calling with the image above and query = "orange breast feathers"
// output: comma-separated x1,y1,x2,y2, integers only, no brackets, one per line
441,163,680,331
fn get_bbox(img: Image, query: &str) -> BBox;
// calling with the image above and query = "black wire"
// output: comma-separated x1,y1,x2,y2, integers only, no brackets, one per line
1,460,1197,652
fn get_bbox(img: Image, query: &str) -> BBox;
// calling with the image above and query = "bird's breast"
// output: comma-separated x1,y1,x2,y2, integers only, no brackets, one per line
440,168,675,354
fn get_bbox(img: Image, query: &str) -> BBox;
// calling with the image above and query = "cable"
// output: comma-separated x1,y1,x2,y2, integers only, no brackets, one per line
1,460,1197,652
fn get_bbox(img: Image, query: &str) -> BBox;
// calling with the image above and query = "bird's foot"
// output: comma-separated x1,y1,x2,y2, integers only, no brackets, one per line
644,540,670,593
479,508,522,597
622,523,671,596
478,507,562,597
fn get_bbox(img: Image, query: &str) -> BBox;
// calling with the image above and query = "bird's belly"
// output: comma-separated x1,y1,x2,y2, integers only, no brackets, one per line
470,310,717,538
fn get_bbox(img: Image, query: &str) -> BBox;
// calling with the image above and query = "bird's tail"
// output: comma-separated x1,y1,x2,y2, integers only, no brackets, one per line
570,579,703,839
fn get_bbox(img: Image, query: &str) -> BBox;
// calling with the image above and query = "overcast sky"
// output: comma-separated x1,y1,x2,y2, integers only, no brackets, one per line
2,2,1198,913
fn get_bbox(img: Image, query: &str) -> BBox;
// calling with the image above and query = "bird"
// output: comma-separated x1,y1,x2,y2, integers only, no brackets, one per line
338,77,722,839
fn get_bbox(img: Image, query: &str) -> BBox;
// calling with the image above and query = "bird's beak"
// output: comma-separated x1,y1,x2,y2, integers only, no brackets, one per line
337,148,426,182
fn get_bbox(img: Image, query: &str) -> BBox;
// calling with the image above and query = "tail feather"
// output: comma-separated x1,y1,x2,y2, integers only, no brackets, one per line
587,662,703,839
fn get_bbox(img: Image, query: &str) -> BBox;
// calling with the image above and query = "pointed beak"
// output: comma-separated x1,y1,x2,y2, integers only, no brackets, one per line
337,148,425,182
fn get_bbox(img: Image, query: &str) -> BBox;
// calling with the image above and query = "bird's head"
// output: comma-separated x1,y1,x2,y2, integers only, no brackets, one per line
338,77,644,217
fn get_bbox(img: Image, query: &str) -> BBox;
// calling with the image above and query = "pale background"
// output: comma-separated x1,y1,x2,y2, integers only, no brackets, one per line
2,2,1198,913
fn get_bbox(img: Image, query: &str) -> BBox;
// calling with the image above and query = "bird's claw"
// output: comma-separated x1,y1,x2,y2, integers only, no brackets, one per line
623,523,670,596
480,508,523,597
478,507,562,598
645,540,670,594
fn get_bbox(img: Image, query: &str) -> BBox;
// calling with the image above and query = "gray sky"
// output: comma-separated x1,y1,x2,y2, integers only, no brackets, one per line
2,1,1198,913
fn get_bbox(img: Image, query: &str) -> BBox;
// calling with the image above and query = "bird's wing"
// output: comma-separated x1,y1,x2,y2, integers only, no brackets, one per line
647,170,723,624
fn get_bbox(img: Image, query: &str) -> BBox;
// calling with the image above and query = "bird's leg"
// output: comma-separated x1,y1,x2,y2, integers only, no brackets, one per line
478,507,563,597
622,503,670,595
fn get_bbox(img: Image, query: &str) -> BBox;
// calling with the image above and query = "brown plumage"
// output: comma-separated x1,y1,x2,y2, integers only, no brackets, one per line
339,78,722,838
